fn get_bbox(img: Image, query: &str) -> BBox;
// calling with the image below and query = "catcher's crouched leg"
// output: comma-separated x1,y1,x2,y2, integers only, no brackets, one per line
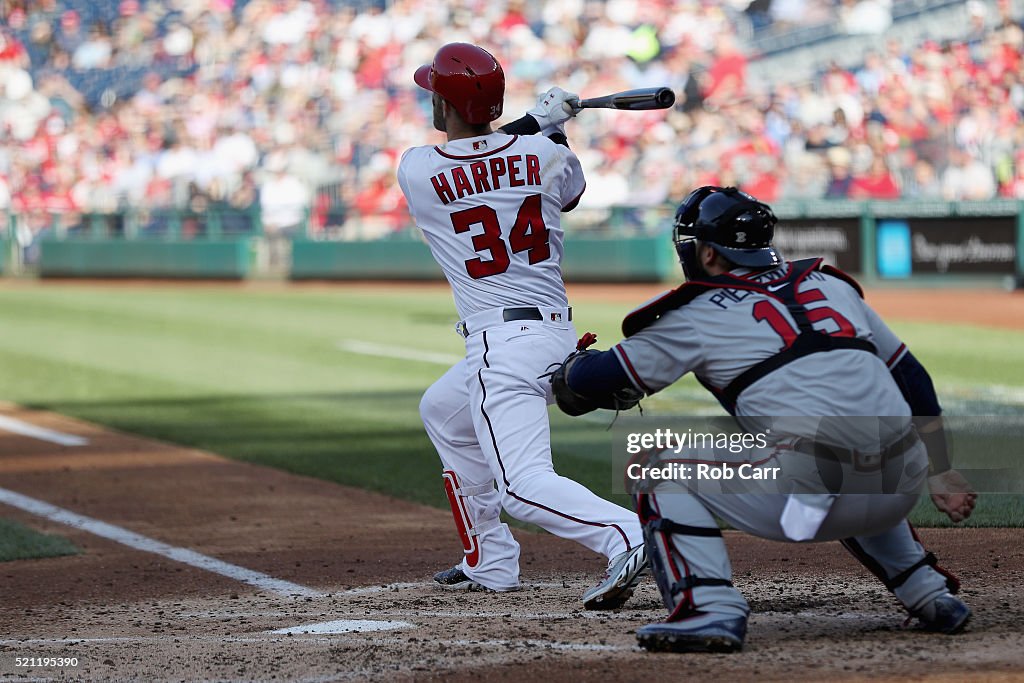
636,486,749,653
841,520,970,634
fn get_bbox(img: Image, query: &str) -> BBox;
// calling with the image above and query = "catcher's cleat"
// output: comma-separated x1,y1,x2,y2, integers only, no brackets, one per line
582,544,648,610
910,593,972,634
637,613,747,653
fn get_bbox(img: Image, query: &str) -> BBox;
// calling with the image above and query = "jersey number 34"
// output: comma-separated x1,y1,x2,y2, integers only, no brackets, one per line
450,194,550,278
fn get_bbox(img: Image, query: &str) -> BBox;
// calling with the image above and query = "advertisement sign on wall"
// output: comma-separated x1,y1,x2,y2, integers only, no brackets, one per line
908,218,1016,275
877,220,912,278
774,219,861,273
877,217,1017,277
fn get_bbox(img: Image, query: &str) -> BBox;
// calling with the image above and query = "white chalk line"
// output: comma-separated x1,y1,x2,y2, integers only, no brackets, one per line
0,414,88,446
337,340,461,366
0,487,323,599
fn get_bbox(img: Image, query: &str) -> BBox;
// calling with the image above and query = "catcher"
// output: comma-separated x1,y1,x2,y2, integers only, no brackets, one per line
549,186,976,653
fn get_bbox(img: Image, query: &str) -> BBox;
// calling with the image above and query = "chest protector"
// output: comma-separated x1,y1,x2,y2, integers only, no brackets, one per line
622,258,877,408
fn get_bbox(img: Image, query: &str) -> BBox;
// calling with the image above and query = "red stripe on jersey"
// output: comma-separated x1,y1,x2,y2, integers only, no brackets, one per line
886,343,908,368
614,344,652,394
434,136,519,160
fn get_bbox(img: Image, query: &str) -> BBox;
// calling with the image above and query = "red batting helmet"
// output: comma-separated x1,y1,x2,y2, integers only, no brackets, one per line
414,43,504,125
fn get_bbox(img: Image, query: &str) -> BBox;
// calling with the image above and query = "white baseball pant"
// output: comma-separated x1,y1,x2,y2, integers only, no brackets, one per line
420,307,643,590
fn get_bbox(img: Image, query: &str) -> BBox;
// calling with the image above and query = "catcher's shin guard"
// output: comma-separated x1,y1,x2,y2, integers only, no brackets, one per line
637,490,748,621
442,470,500,569
841,521,962,615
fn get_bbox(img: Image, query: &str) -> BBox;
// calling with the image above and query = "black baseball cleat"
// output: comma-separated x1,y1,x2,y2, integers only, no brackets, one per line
433,565,488,591
910,593,972,634
637,613,747,653
433,565,518,592
582,544,648,610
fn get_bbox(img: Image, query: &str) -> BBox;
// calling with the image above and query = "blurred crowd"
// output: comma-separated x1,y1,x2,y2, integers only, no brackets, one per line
0,0,1023,241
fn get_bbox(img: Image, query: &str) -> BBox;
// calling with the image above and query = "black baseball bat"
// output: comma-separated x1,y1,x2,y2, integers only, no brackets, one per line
576,87,676,111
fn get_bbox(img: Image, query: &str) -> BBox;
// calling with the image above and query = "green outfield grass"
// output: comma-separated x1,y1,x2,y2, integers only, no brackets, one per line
0,283,1021,527
0,518,79,562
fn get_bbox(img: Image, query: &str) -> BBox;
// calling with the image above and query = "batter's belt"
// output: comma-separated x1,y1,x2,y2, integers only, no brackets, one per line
456,306,572,338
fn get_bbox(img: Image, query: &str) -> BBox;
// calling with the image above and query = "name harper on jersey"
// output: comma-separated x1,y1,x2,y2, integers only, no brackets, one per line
430,154,542,205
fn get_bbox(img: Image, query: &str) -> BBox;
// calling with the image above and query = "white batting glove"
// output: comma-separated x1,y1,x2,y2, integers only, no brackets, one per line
528,87,580,135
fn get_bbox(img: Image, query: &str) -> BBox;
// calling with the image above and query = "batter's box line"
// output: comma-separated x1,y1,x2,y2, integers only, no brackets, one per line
0,487,324,599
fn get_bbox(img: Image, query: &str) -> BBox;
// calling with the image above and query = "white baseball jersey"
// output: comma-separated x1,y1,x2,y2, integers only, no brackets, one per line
397,132,585,319
613,265,911,425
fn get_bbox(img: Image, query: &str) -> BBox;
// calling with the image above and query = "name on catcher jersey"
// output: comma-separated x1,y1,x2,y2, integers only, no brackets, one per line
613,266,912,422
398,133,586,319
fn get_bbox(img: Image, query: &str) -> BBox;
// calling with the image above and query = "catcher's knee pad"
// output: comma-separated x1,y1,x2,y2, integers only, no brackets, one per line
637,492,743,621
443,470,500,569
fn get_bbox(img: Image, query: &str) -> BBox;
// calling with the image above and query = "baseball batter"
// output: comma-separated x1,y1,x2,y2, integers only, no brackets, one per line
397,43,647,608
551,186,976,651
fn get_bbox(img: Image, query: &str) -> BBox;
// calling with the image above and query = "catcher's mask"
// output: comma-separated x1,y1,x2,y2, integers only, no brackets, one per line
672,186,781,280
414,43,504,125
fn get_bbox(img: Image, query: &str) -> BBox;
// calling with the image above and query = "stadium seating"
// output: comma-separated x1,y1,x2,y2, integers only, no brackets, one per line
0,0,1021,243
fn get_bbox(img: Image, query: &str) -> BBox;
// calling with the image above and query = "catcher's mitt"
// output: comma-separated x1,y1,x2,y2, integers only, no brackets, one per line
547,332,644,416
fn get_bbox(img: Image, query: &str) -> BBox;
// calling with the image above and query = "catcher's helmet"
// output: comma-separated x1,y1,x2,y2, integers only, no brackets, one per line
414,43,504,125
673,186,781,279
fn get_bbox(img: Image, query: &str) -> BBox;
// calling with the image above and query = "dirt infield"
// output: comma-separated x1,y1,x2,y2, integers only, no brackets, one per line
1,406,1023,681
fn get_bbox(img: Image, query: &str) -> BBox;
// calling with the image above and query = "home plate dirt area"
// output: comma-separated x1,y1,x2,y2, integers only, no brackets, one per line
0,406,1022,682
